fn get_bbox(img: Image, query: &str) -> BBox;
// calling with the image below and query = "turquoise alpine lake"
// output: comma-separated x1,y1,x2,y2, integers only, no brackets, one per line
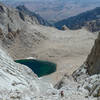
15,59,57,77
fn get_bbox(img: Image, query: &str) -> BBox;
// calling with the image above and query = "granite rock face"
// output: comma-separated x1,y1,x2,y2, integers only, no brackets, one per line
72,32,100,98
86,32,100,75
0,2,47,59
0,2,47,47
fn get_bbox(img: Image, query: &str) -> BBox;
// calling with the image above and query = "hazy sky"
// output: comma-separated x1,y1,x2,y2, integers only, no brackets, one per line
1,0,100,1
1,0,100,6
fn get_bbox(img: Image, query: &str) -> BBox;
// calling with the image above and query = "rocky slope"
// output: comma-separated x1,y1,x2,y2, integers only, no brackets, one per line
0,29,98,100
0,46,97,100
0,47,52,100
0,2,47,51
55,7,100,32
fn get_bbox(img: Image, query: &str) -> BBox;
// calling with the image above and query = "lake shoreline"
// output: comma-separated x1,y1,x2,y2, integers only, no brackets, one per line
15,59,57,77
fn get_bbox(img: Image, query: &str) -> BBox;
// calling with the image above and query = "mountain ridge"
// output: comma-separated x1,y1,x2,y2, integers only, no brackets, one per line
55,7,100,32
16,5,51,26
2,0,100,23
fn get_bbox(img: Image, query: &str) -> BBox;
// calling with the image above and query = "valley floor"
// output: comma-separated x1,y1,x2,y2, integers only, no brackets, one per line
34,27,97,85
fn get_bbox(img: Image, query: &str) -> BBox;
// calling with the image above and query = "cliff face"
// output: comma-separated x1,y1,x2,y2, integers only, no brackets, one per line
86,32,100,75
73,32,100,77
0,2,25,45
0,2,35,45
0,2,48,59
0,2,48,46
72,32,100,98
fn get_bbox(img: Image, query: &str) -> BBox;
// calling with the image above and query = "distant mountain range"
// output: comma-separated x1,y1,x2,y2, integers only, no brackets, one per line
55,7,100,32
16,5,51,26
2,0,100,24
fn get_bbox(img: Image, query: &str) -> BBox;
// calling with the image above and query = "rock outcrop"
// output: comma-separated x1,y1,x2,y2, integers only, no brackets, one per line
86,32,100,75
62,25,69,31
85,19,100,32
